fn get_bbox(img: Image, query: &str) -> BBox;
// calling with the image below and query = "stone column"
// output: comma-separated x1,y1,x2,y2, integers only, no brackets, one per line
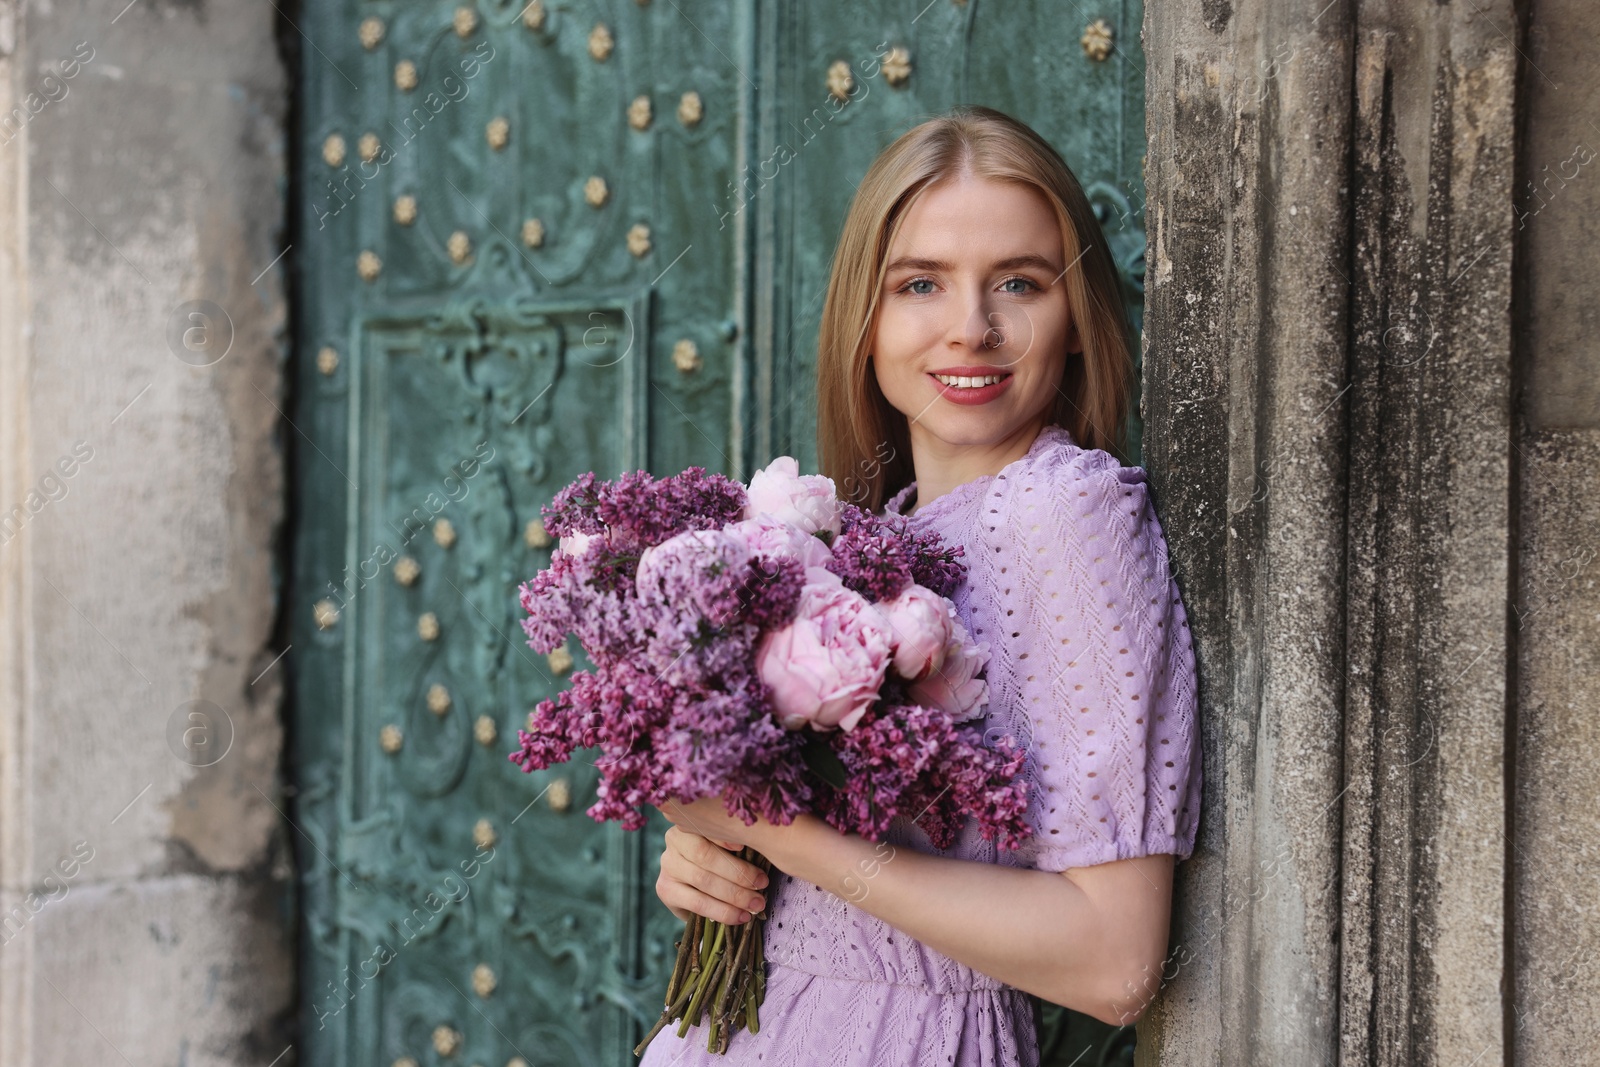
0,1,294,1063
1139,0,1526,1064
1509,0,1600,1061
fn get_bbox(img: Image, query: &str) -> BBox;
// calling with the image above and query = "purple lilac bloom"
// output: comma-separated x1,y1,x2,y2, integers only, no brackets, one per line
510,462,1031,850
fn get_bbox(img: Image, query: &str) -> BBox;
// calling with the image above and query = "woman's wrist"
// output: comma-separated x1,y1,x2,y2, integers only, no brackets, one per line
756,811,860,892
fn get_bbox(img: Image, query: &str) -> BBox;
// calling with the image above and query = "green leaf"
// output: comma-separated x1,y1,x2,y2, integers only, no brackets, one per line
800,733,847,789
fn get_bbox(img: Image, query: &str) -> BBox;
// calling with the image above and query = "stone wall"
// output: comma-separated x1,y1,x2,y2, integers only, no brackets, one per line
1511,0,1600,1060
0,1,294,1064
1139,0,1597,1064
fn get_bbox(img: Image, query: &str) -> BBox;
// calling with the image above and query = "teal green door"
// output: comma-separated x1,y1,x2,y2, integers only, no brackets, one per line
287,4,1145,1065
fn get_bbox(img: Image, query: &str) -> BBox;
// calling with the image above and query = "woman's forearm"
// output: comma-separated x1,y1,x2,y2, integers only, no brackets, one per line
757,814,1169,1024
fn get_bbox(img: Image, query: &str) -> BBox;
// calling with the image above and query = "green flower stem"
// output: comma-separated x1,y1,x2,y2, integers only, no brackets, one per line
744,978,760,1034
633,965,703,1056
665,916,695,1007
708,918,752,1051
678,922,727,1037
711,916,751,1024
635,846,775,1058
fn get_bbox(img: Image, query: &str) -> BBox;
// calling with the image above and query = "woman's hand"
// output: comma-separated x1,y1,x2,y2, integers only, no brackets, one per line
655,794,770,851
654,824,770,925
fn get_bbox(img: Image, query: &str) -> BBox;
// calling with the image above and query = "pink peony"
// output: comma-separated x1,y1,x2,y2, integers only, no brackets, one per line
878,583,953,681
634,527,729,580
558,530,601,558
726,513,833,569
744,456,842,538
756,567,892,732
906,614,990,723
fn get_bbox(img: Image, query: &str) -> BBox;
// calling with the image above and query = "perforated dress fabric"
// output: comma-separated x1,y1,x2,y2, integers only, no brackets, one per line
638,423,1201,1066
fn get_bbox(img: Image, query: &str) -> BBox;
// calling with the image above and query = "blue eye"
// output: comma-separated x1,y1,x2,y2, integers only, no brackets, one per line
899,277,935,295
1000,276,1040,294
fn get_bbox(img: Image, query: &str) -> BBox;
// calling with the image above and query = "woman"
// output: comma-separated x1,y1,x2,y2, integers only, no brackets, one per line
639,105,1201,1066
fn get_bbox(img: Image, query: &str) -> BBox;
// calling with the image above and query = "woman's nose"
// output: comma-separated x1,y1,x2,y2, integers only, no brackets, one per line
953,289,1033,367
955,288,1004,351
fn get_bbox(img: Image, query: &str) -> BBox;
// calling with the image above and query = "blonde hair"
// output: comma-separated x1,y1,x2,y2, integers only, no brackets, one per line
816,105,1134,514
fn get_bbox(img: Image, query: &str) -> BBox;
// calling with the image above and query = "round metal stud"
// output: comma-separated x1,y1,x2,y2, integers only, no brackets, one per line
677,90,703,127
453,6,477,37
313,599,340,630
427,684,452,715
584,175,609,207
432,1025,462,1057
486,116,509,150
826,59,853,101
548,776,572,812
474,715,498,746
322,133,346,167
393,194,417,226
433,518,457,548
316,346,339,376
394,59,417,91
521,0,546,30
380,724,404,754
417,612,440,641
628,94,652,130
472,962,497,998
547,644,574,675
524,518,552,548
588,22,614,61
882,46,911,86
358,132,381,162
521,218,545,247
358,16,384,49
394,556,421,586
357,250,382,281
672,338,702,374
627,223,651,258
473,817,496,849
1081,19,1114,61
448,230,472,265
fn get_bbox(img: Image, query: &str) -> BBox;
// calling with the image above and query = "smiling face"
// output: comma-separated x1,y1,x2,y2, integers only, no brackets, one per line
869,172,1080,478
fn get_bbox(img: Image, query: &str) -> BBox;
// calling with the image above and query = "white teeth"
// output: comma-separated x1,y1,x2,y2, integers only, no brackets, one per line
933,373,1004,388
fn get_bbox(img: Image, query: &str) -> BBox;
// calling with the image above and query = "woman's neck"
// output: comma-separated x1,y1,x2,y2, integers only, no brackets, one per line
906,418,1047,515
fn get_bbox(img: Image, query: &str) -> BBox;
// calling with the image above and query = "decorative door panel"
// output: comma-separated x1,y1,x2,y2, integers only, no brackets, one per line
291,1,739,1064
290,3,1146,1065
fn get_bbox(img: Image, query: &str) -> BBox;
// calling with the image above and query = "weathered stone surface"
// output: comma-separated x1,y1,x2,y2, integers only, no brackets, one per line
1512,432,1600,1064
0,0,293,1062
1512,4,1600,1062
2,875,293,1065
1140,1,1526,1064
1519,0,1600,432
1139,5,1357,1064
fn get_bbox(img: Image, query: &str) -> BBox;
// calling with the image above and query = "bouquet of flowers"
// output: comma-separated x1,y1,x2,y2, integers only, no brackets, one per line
508,457,1033,1056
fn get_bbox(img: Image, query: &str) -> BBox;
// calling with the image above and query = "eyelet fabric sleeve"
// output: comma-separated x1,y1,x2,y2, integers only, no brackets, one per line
976,446,1201,873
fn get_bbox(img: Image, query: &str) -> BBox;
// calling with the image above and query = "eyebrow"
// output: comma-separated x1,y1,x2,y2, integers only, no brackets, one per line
883,252,1063,276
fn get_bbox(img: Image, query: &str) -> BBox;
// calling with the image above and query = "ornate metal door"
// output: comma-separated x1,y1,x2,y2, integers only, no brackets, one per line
286,4,1145,1065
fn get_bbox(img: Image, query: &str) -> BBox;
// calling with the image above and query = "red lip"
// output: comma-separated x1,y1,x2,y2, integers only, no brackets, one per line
929,366,1011,377
927,370,1014,406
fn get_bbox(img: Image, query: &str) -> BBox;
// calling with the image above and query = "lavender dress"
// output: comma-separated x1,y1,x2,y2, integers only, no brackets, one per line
639,423,1202,1066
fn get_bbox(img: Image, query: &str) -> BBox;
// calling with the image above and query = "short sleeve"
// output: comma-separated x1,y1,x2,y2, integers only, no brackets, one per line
982,450,1201,872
